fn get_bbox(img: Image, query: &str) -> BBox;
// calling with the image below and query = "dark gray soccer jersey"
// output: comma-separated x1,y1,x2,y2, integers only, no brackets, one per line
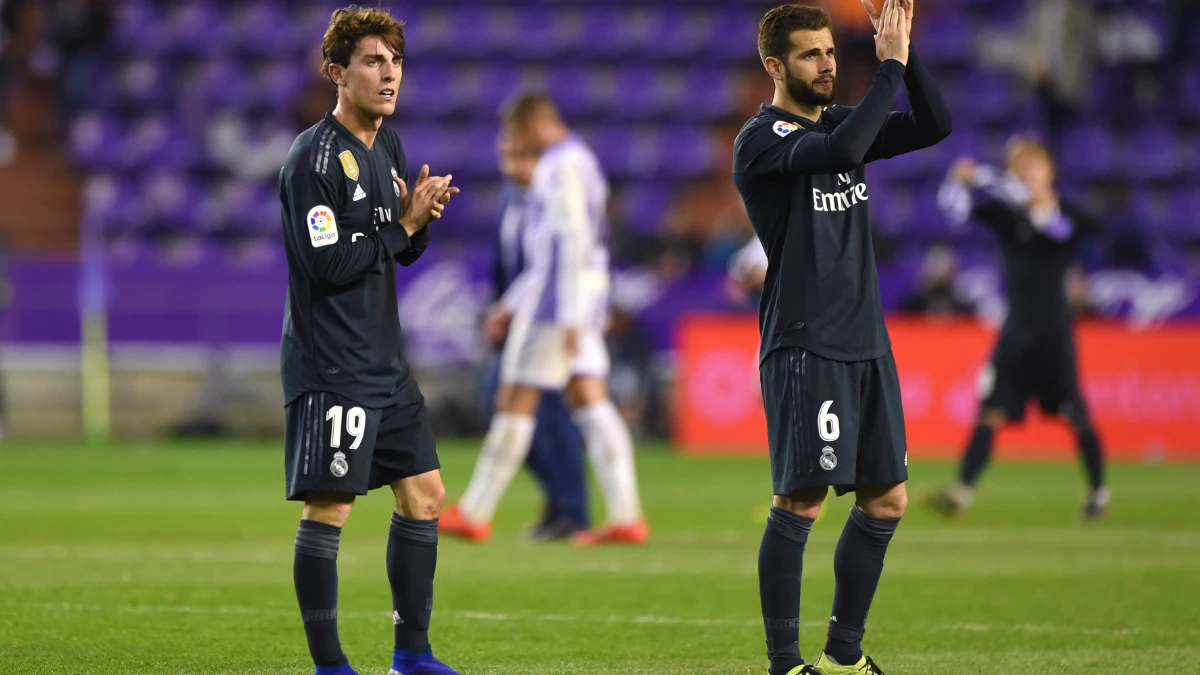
733,51,951,363
279,113,430,409
969,192,1100,340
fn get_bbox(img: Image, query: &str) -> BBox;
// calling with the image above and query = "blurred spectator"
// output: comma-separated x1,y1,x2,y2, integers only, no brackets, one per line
605,303,655,438
49,0,111,121
978,0,1097,139
1165,0,1199,63
899,244,976,318
0,0,45,163
1099,184,1155,273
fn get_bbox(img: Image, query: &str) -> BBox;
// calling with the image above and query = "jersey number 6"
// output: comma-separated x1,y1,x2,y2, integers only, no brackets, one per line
326,405,366,450
818,400,840,443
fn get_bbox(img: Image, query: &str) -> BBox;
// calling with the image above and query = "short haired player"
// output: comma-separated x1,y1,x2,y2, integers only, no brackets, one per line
278,6,460,675
733,2,951,673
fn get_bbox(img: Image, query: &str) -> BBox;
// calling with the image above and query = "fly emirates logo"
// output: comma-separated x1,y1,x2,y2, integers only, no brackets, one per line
812,172,868,212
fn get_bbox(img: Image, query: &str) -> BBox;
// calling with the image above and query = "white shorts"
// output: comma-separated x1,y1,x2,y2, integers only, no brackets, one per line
500,320,610,390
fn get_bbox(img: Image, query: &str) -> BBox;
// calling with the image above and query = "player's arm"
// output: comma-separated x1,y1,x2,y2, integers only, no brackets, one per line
395,223,429,267
282,162,416,289
497,267,536,314
394,165,429,267
937,158,1028,230
734,62,906,179
863,48,953,161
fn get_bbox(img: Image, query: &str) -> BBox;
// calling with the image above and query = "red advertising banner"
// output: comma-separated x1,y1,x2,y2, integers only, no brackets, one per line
673,315,1200,461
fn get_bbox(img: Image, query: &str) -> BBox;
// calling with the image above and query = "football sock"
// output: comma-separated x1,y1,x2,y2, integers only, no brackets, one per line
294,519,348,668
825,506,900,665
759,506,814,674
459,412,535,522
388,513,438,653
574,401,643,525
957,423,994,486
1075,426,1105,492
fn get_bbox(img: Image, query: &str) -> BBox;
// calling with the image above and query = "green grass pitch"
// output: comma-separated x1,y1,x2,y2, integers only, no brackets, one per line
1,440,1198,674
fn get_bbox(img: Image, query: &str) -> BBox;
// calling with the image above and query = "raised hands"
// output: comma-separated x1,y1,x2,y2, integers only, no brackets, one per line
396,164,460,235
862,0,911,66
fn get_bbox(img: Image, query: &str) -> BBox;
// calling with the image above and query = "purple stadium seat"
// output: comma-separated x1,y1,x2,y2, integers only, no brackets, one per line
444,7,510,58
179,58,254,113
609,69,673,119
1122,125,1182,181
911,183,950,238
547,67,608,117
912,12,974,64
1131,187,1169,233
241,182,284,237
680,68,737,120
396,65,459,117
460,127,503,176
1180,69,1200,119
510,9,581,58
575,10,630,58
1167,185,1200,238
1057,126,1119,180
144,174,205,231
617,185,675,234
83,175,148,235
200,178,258,235
705,9,761,60
248,60,309,114
291,3,344,52
471,66,524,113
400,125,467,174
656,128,716,177
161,2,229,57
230,1,295,56
69,112,126,170
112,0,165,56
111,58,172,110
956,70,1017,124
123,116,197,171
650,9,713,59
586,127,637,177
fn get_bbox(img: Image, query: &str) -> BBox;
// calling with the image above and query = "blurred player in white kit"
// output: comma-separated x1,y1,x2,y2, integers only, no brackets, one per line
441,93,649,546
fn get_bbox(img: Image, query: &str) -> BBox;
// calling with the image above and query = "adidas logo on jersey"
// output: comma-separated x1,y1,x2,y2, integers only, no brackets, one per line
812,180,868,212
353,183,366,202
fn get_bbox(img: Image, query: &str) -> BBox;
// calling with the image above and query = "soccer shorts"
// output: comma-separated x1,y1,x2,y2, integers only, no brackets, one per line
283,389,440,501
760,347,908,496
499,318,610,390
979,333,1085,422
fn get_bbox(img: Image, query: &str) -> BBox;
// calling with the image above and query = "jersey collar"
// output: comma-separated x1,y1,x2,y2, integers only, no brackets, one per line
324,112,375,154
761,103,824,127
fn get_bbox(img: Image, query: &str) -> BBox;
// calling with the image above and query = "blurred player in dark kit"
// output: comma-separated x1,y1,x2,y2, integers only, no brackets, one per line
278,6,461,675
926,137,1109,520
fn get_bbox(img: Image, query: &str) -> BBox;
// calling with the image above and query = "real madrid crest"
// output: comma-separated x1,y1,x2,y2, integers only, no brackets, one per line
330,451,349,477
819,446,837,470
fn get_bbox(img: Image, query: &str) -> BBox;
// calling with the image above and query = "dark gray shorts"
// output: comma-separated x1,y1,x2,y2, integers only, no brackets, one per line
981,335,1085,422
284,391,440,501
760,347,908,496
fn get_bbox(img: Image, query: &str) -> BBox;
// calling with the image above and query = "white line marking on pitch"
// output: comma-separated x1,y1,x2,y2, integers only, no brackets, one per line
17,602,1195,637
